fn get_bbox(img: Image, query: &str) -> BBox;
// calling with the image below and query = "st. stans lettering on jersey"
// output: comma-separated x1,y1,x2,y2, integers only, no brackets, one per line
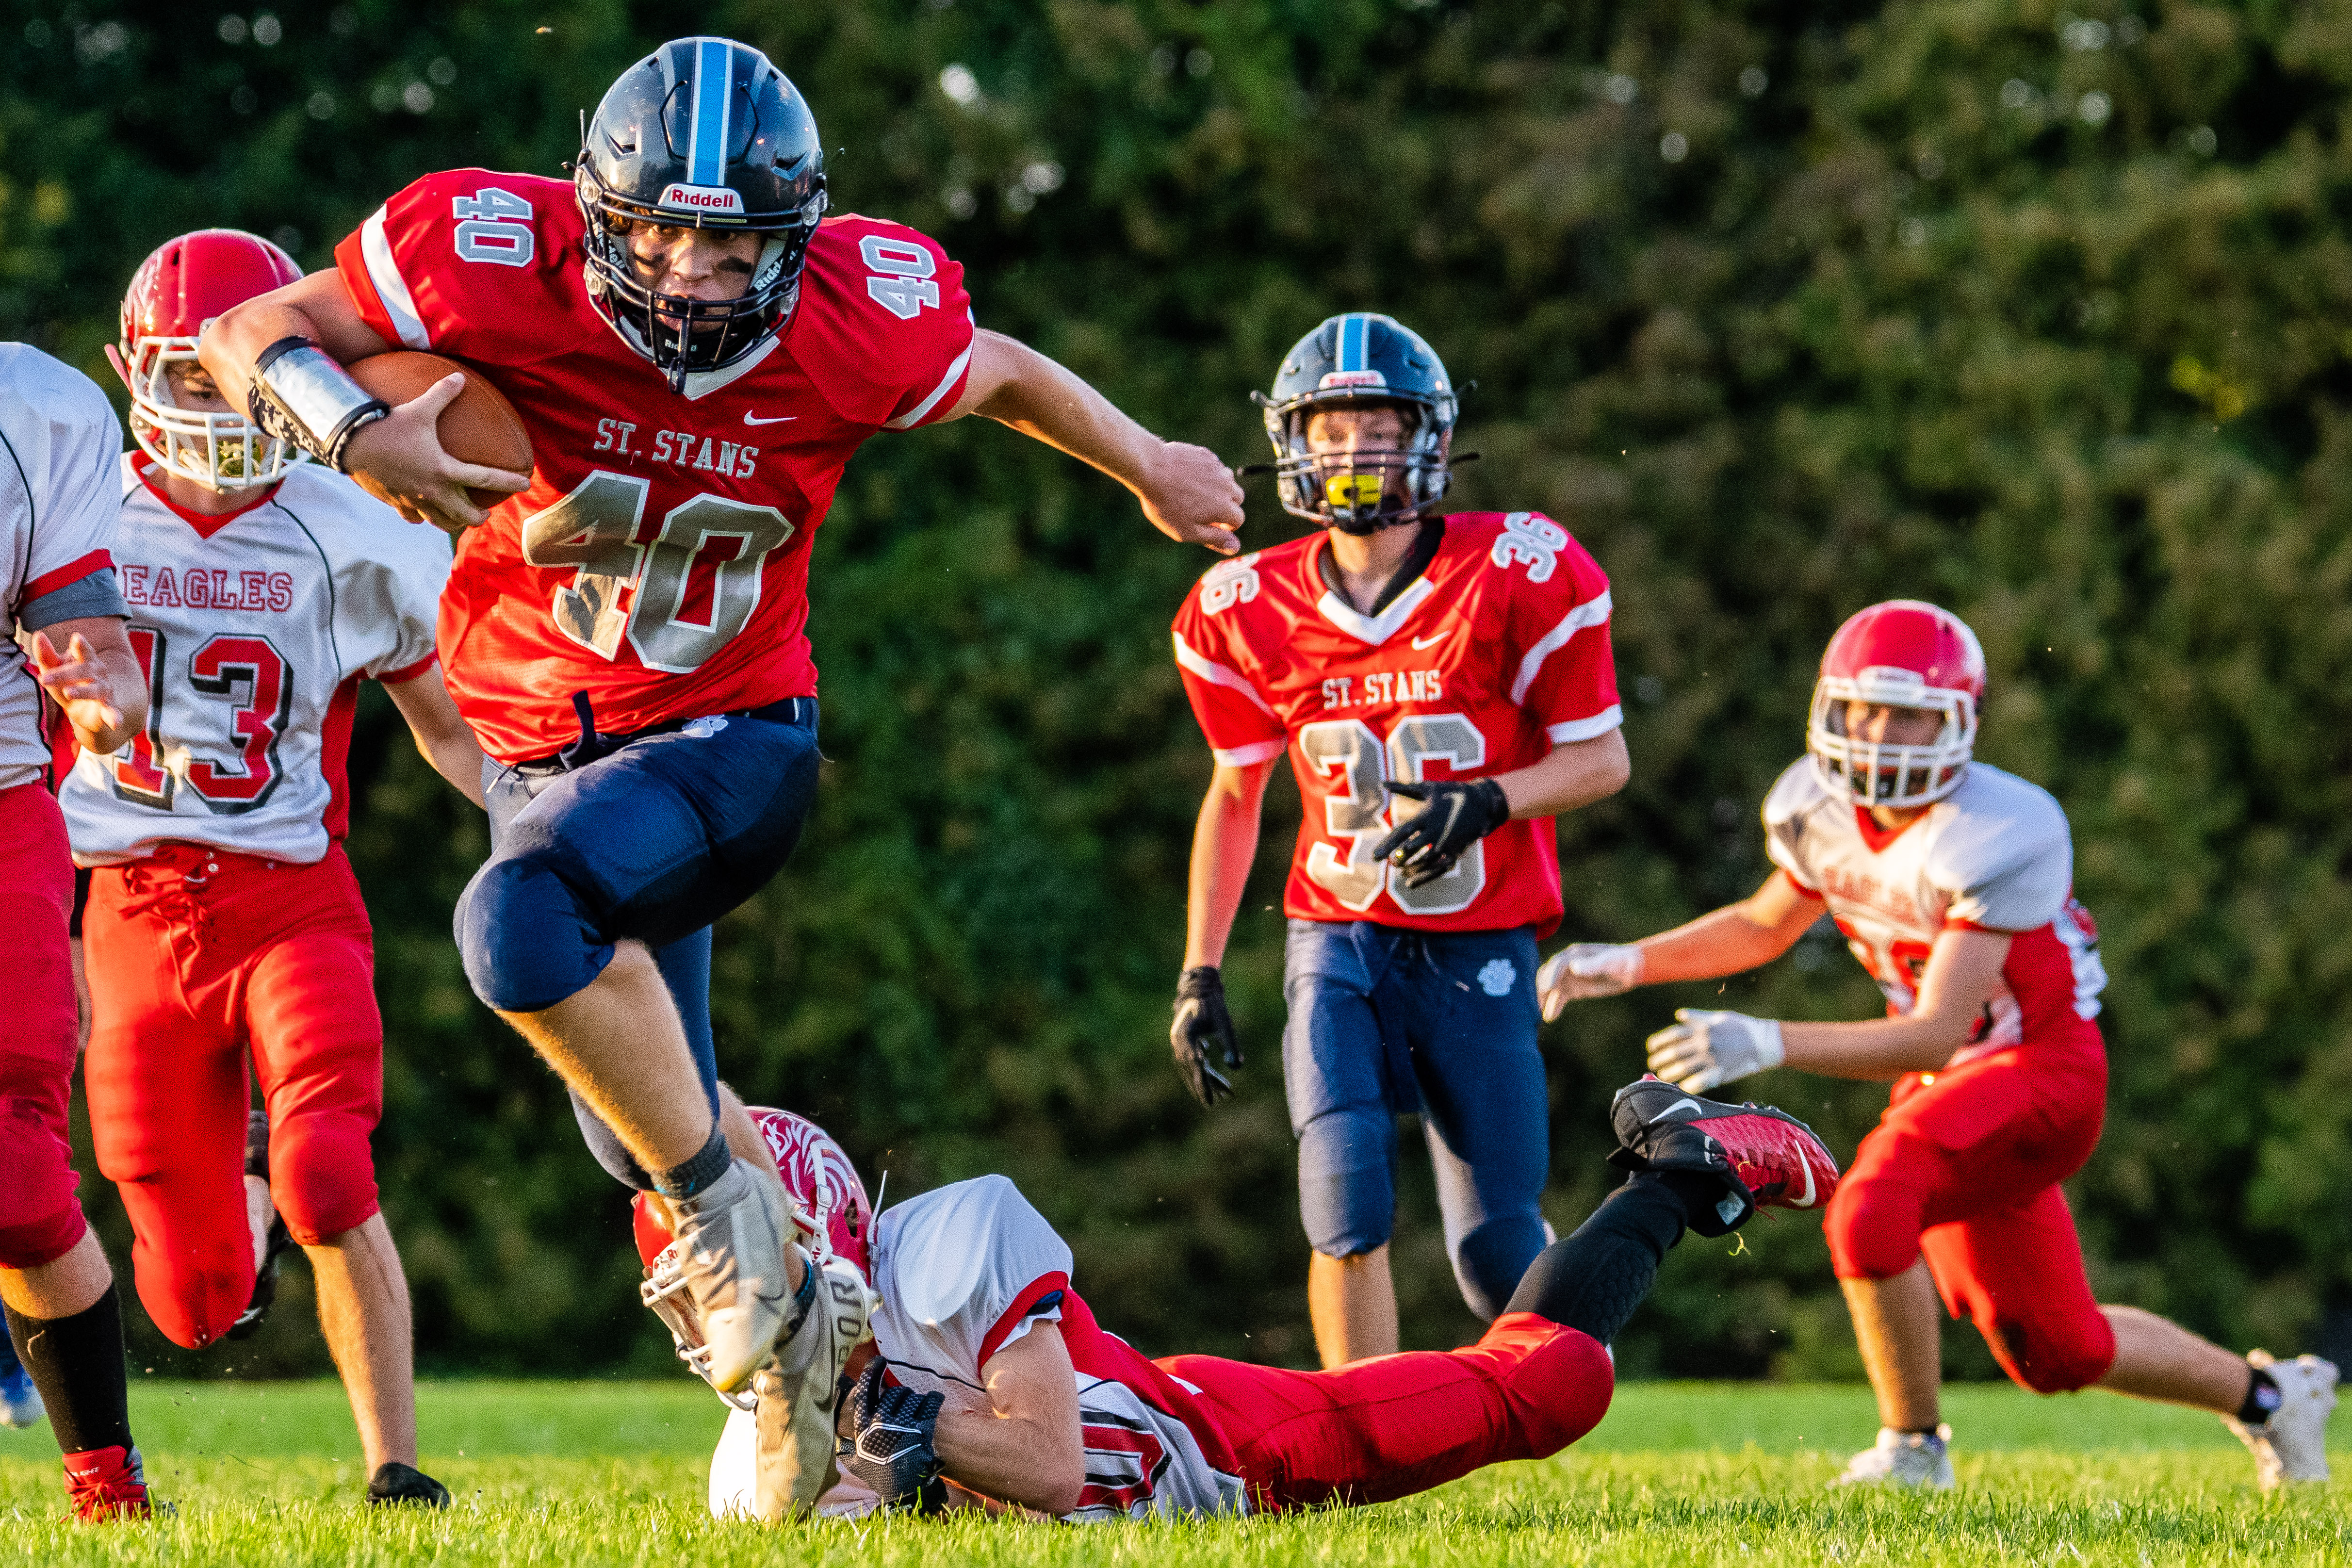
58,457,448,867
1172,513,1622,938
1762,757,2107,1056
335,168,977,763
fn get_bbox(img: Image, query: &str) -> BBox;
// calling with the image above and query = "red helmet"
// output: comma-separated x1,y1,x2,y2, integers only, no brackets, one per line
107,230,303,491
631,1108,873,1280
1807,600,1985,808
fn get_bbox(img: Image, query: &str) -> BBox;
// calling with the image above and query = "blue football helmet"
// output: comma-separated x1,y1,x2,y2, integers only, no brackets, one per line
575,36,829,389
1258,313,1458,533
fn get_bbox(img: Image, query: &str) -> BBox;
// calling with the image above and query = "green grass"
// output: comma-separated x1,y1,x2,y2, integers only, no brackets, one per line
0,1379,2343,1564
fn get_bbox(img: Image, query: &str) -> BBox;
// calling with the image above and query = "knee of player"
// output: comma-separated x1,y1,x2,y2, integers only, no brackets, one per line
1996,1312,2117,1394
268,1133,381,1243
1450,1216,1545,1322
1823,1177,1922,1282
1299,1172,1394,1260
1491,1319,1616,1457
457,857,608,1013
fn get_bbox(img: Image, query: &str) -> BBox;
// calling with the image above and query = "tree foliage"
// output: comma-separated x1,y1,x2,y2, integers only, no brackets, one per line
15,0,2352,1378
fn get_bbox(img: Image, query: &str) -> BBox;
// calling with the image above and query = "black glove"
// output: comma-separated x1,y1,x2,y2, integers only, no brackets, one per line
1171,966,1242,1107
837,1361,947,1511
1373,778,1511,887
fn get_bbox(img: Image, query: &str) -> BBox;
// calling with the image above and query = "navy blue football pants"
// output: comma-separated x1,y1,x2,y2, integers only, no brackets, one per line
1282,919,1550,1321
458,702,821,1191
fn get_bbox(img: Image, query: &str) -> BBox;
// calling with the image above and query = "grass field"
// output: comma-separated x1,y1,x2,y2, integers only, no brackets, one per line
0,1378,2344,1564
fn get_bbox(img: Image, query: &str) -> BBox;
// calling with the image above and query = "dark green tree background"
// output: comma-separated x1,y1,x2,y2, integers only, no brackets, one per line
14,0,2351,1382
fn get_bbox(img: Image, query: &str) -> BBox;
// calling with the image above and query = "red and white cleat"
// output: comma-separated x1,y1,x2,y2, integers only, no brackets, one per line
1608,1075,1842,1235
64,1444,163,1522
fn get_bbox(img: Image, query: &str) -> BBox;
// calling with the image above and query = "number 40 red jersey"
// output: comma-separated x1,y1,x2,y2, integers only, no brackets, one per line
1172,513,1621,938
334,170,976,763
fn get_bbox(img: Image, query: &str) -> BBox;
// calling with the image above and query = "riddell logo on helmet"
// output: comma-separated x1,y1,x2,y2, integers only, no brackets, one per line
656,183,744,215
1319,370,1387,390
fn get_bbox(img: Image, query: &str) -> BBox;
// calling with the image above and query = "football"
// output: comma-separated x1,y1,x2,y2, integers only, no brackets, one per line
346,349,532,510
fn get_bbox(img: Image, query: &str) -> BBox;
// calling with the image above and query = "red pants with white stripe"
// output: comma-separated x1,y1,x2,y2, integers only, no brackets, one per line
1159,1312,1614,1512
81,844,384,1349
0,782,90,1268
1825,1036,2117,1393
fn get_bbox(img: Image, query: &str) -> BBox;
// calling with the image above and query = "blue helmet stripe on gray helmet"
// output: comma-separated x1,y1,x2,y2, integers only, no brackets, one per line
1259,313,1457,533
576,35,829,390
687,37,730,188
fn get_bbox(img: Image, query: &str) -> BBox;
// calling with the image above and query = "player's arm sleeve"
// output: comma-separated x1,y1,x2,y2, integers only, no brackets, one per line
361,528,452,682
874,1176,1073,1382
1503,523,1623,744
334,169,548,358
1171,585,1285,768
1943,805,2073,932
1758,760,1828,897
878,231,977,432
16,376,125,624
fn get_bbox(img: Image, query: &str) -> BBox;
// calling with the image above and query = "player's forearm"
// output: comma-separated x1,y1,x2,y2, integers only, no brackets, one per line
198,271,392,413
1633,902,1811,986
964,332,1163,493
1778,1014,1974,1080
1495,729,1629,819
932,1403,1083,1516
1184,764,1271,968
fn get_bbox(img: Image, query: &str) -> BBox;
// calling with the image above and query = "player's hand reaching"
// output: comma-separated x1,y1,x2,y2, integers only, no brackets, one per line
1645,1009,1786,1094
342,374,529,534
837,1361,947,1512
1136,440,1244,556
1171,966,1242,1107
1537,943,1646,1020
1373,778,1510,888
31,629,141,754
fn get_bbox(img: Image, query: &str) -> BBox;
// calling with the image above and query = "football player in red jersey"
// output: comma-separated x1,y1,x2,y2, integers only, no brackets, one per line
54,230,491,1506
644,1084,1838,1521
201,37,1243,1408
1542,601,2338,1490
1170,314,1630,1366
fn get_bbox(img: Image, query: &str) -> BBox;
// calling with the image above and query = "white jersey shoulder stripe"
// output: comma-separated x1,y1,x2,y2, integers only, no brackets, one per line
361,207,432,350
1546,704,1623,744
1171,629,1278,719
883,310,977,430
1509,588,1612,705
1212,738,1286,767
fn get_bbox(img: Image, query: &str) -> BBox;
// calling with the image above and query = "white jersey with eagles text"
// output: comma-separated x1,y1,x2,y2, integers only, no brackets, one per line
0,345,127,792
1763,757,2106,1057
58,457,448,866
864,1175,1247,1521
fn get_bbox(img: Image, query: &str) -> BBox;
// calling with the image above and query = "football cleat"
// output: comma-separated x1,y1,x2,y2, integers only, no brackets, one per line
667,1158,797,1394
366,1461,452,1507
1833,1425,1954,1489
64,1444,164,1521
1608,1075,1841,1237
750,1251,876,1519
2225,1351,2338,1490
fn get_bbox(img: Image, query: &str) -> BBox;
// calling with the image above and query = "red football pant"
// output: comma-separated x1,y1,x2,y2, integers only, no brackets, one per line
82,845,384,1350
1825,1038,2117,1393
1159,1312,1614,1511
0,783,89,1268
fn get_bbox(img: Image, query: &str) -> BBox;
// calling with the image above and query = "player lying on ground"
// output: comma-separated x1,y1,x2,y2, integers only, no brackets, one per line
200,36,1246,1406
1540,599,2338,1490
54,230,488,1506
0,342,160,1520
636,1083,1839,1520
1171,313,1629,1367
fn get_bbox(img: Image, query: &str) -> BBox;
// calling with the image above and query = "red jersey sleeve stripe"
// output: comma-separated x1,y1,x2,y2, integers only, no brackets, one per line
882,315,975,430
359,207,432,349
978,1270,1072,1370
22,548,113,603
1942,915,2028,934
1171,631,1278,719
1212,738,1286,767
1546,705,1624,744
1779,866,1825,900
377,652,440,686
1509,588,1612,705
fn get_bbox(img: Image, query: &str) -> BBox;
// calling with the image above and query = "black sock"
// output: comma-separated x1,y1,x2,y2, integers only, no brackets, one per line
1504,1171,1717,1344
2238,1367,2283,1426
4,1289,134,1455
652,1127,731,1200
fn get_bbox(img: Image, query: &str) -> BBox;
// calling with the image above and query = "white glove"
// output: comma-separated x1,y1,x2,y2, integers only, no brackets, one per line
1537,943,1645,1020
1644,1008,1786,1093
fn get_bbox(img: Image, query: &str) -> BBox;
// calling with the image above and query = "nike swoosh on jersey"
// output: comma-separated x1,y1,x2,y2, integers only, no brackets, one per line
742,412,798,426
1410,631,1452,650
